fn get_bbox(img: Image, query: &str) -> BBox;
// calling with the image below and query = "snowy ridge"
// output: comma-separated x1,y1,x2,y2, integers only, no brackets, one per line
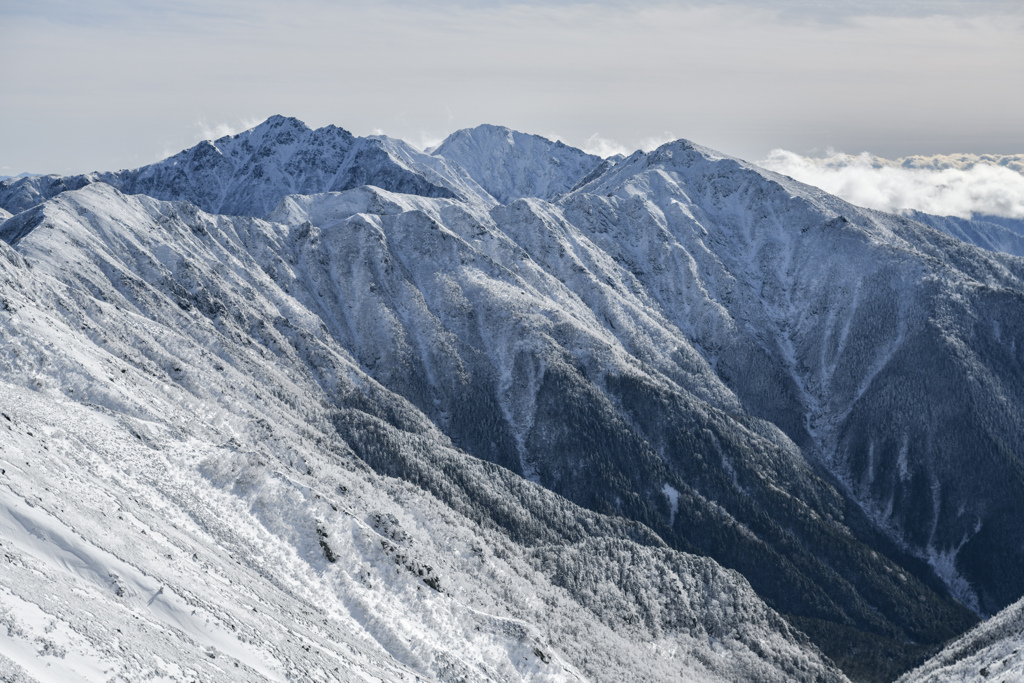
0,183,844,682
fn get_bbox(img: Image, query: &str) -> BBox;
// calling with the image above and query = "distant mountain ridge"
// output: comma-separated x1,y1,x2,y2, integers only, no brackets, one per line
903,210,1024,258
0,116,496,217
3,116,1024,682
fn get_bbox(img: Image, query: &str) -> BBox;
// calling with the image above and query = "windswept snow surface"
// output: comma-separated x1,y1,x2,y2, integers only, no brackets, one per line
0,183,844,682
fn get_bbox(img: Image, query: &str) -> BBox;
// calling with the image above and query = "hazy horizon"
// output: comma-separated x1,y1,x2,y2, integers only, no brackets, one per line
2,0,1022,178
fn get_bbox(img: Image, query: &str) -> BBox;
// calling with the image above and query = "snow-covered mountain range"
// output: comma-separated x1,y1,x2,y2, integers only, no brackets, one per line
1,116,1022,682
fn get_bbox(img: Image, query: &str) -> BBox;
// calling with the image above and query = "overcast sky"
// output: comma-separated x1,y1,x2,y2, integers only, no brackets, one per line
1,0,1022,176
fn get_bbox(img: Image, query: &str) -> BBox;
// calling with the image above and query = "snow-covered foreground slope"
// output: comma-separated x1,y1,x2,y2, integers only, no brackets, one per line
0,185,844,682
898,598,1024,683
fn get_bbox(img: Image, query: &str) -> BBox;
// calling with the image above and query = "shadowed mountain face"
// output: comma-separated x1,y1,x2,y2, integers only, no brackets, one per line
561,143,1024,615
3,117,1023,681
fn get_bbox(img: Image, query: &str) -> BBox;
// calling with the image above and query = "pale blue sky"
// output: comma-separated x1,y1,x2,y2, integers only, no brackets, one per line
2,0,1022,175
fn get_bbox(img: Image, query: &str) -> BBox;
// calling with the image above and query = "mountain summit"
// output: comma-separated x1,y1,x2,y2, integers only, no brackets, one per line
433,124,604,202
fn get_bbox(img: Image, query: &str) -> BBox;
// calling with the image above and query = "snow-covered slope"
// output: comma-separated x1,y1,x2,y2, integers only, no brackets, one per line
4,119,1024,681
262,184,979,681
899,598,1024,682
260,136,1024,676
561,140,1024,615
0,183,845,682
433,125,603,203
0,116,496,218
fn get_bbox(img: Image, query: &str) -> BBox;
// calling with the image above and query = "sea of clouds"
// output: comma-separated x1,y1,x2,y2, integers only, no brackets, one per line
759,150,1024,219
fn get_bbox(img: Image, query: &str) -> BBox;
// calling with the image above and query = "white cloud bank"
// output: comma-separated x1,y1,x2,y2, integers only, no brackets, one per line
759,150,1024,219
197,117,263,142
4,1,1023,174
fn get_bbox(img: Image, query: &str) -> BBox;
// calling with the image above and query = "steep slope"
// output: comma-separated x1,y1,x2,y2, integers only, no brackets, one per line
898,598,1024,682
260,137,1024,678
565,140,1024,617
0,183,844,682
0,116,496,218
433,125,603,203
260,185,976,681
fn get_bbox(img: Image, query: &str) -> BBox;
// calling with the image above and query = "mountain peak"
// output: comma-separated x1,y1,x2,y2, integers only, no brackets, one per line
447,123,516,145
433,124,602,203
258,114,310,132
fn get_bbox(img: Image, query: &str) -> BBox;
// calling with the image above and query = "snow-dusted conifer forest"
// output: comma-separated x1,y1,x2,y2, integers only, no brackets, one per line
1,116,1022,682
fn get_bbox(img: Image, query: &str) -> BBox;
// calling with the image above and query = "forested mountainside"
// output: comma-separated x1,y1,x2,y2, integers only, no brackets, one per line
2,116,1022,682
